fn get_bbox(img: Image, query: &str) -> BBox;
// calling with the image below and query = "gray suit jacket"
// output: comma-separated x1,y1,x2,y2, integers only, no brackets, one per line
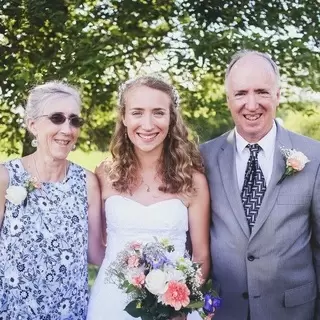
200,123,320,320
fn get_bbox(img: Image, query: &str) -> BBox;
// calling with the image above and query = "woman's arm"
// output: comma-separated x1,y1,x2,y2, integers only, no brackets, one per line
94,162,111,249
86,169,105,266
0,164,9,229
188,172,211,281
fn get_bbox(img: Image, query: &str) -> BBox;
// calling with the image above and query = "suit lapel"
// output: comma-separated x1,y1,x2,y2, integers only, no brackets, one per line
218,130,250,238
250,124,293,239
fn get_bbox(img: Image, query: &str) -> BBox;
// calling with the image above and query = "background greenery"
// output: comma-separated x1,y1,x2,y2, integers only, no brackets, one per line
1,0,319,157
1,0,319,286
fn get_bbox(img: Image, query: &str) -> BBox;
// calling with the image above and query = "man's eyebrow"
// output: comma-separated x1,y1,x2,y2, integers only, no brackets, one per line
234,89,248,93
254,88,270,92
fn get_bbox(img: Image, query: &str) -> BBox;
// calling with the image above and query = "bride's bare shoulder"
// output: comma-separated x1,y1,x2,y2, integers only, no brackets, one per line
95,159,116,199
181,171,209,208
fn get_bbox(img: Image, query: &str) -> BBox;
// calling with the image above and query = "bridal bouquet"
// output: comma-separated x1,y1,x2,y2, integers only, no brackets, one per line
106,238,221,320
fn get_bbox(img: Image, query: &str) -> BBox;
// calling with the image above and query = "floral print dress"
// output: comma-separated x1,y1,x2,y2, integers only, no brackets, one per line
0,159,89,320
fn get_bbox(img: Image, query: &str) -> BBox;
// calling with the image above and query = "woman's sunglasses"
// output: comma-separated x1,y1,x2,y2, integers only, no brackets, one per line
36,112,85,128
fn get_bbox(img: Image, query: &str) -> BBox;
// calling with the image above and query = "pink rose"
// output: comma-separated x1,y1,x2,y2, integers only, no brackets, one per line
287,158,304,171
131,273,146,288
129,241,142,251
30,177,42,189
127,255,140,268
285,150,309,172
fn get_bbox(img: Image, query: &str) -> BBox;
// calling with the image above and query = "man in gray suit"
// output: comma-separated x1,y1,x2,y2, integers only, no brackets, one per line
201,50,320,320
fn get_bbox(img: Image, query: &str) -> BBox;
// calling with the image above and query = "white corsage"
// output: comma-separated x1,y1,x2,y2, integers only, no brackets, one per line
278,148,310,184
5,177,41,206
5,186,28,205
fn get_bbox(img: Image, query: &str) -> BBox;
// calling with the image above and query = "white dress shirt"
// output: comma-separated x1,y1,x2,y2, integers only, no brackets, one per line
235,121,277,190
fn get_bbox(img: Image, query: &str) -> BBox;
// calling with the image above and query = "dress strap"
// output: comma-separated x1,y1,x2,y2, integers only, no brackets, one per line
3,159,28,186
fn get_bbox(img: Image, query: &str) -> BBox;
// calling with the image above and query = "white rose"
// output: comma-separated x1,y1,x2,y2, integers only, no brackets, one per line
145,269,168,295
164,267,186,283
5,186,28,205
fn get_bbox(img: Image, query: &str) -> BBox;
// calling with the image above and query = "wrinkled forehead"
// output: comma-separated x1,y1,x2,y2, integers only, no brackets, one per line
40,95,80,115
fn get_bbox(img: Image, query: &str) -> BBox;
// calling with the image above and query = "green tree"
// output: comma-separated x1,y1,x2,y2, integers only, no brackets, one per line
177,0,319,91
284,107,320,141
0,0,177,155
1,0,319,155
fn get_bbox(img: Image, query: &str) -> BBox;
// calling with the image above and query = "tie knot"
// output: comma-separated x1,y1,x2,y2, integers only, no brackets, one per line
247,143,261,157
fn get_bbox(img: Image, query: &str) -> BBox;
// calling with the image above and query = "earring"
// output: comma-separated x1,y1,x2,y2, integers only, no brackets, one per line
31,138,38,148
72,145,76,150
125,130,128,139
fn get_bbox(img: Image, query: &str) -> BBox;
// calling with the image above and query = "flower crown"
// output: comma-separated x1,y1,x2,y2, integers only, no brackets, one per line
118,74,180,109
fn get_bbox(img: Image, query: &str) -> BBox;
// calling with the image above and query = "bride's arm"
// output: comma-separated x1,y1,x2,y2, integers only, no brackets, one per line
188,172,211,281
87,169,105,266
89,160,115,266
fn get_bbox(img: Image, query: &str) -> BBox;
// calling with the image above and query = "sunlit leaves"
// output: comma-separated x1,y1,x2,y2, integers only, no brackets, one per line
0,0,319,155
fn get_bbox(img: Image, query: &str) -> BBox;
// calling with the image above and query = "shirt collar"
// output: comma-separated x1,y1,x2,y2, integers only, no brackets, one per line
235,121,277,158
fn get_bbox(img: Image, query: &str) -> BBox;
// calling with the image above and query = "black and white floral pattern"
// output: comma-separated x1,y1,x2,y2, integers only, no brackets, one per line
0,159,89,320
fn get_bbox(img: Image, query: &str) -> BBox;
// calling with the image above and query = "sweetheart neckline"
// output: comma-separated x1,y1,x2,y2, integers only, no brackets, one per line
104,194,187,209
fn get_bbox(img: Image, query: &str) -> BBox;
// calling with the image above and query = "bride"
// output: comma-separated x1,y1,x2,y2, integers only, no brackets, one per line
87,75,210,320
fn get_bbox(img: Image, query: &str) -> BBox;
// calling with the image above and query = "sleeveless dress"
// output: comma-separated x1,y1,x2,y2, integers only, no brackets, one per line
0,159,89,320
87,195,201,320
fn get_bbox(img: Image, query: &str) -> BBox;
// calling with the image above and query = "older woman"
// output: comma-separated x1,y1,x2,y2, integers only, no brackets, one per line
0,81,104,319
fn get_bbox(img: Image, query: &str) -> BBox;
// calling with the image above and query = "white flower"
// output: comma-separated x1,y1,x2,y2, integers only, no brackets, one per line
5,186,27,205
145,269,168,295
164,266,186,283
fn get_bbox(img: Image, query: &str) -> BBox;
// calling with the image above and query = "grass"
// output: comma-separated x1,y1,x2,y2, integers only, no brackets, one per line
0,149,108,171
68,149,108,171
0,153,19,162
88,265,99,288
1,149,108,287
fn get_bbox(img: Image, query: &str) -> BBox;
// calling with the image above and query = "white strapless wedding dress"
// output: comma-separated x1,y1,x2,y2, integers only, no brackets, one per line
87,195,201,320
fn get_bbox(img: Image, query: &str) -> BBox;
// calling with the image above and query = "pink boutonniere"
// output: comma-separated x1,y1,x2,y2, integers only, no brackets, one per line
277,148,310,184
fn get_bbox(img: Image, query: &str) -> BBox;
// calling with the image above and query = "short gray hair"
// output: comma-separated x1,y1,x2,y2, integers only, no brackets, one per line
25,81,81,125
225,49,281,88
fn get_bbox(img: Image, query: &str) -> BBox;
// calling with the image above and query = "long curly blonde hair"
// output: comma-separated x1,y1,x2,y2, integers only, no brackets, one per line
107,75,204,195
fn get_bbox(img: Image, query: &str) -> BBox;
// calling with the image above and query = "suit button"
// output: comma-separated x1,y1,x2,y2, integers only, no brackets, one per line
247,255,255,261
242,292,249,299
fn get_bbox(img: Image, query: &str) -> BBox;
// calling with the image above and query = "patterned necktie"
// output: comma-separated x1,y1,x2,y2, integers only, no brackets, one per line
241,144,266,233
